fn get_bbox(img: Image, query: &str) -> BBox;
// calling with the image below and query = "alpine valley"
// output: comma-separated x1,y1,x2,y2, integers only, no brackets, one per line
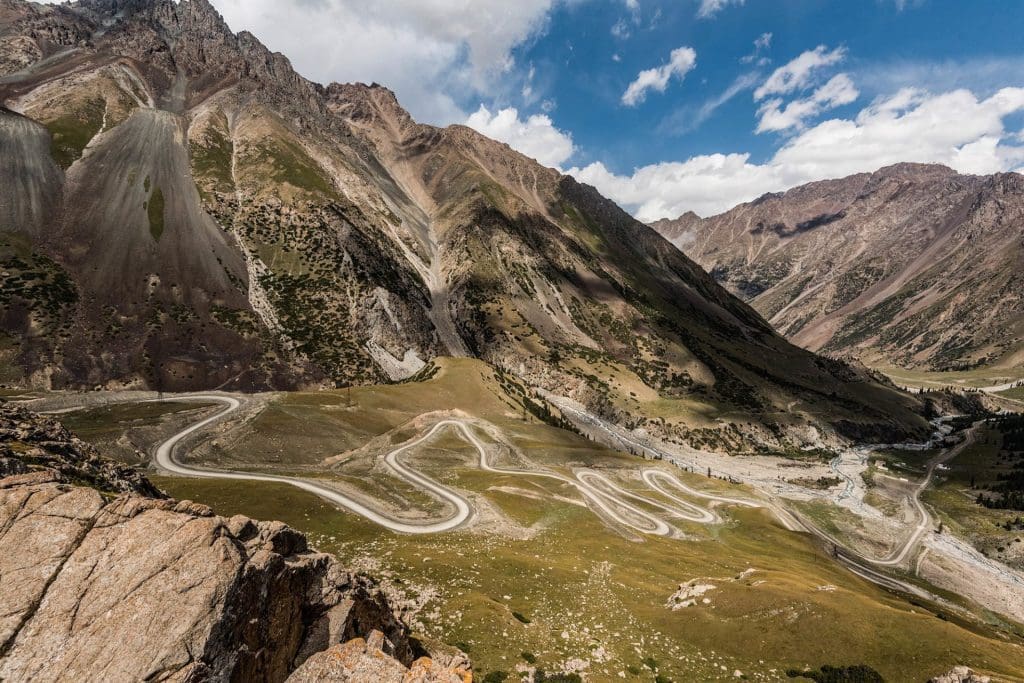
1,1,1024,682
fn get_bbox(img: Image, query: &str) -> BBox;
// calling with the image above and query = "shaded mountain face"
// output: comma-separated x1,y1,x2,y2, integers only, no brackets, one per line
652,164,1024,372
0,0,926,444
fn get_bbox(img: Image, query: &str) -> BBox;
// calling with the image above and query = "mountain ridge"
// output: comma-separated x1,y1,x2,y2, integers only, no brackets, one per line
651,163,1024,372
0,0,928,447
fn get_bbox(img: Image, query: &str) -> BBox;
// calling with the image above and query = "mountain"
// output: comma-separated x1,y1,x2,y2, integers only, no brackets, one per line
0,0,927,445
652,163,1024,372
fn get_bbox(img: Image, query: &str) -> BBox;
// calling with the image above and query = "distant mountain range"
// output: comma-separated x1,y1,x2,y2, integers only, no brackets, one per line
652,163,1024,372
0,0,927,446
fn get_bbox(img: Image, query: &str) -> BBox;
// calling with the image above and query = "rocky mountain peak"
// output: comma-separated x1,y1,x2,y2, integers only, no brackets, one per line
652,163,1024,371
326,81,414,130
872,161,958,181
649,210,703,245
79,0,228,32
983,170,1024,195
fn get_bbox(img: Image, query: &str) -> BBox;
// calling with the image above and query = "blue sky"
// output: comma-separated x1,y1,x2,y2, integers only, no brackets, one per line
208,0,1024,217
513,0,1023,170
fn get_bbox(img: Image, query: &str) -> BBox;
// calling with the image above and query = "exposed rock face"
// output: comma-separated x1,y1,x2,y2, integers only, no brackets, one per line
651,163,1024,371
0,400,163,496
929,665,992,683
0,475,434,682
287,630,471,683
0,0,928,447
0,0,93,76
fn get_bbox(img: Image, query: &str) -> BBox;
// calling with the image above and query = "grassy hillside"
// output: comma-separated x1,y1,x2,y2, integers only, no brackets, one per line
60,360,1024,681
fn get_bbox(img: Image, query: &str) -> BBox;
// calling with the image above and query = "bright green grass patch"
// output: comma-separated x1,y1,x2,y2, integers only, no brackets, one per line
935,426,1006,488
46,97,105,169
190,122,234,195
151,473,1024,682
876,365,1024,391
59,359,1024,680
138,360,1024,681
60,401,217,442
244,135,337,199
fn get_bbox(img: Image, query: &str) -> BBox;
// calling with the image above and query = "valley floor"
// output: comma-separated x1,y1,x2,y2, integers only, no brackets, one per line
12,359,1024,681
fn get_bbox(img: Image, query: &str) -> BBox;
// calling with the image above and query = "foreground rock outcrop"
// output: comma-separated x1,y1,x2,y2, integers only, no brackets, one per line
289,630,471,683
0,476,469,682
0,400,163,497
0,402,470,681
929,666,992,683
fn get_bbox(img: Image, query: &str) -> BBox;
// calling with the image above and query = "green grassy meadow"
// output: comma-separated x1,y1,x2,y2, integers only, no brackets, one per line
61,360,1024,681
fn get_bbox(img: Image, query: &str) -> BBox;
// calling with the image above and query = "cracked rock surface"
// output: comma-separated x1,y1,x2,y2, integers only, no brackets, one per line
0,476,432,682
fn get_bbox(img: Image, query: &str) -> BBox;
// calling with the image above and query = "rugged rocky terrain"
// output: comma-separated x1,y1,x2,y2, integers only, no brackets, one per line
0,0,928,448
0,404,468,682
652,163,1024,371
0,399,163,495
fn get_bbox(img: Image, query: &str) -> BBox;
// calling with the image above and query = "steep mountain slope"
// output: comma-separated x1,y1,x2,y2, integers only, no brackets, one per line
652,164,1024,372
0,0,927,446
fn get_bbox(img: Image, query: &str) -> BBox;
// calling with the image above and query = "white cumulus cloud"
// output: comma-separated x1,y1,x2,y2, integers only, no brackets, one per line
697,0,745,19
198,0,562,125
754,45,847,101
466,105,575,168
756,73,860,133
622,46,697,107
570,86,1024,220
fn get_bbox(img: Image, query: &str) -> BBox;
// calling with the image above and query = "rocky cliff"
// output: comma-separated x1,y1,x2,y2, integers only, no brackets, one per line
0,405,469,682
0,400,163,495
651,163,1024,371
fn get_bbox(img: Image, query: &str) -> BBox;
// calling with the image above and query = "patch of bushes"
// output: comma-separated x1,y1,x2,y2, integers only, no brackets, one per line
46,97,105,168
787,664,884,682
534,672,582,683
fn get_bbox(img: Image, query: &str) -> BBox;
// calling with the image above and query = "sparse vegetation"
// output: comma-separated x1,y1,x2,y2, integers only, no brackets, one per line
147,186,166,241
973,414,1024,511
46,97,105,168
789,476,843,490
190,117,235,197
242,134,337,200
59,359,1018,682
787,664,884,682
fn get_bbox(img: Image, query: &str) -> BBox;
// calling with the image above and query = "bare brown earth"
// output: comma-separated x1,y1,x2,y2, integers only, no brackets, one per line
0,0,928,449
651,163,1024,372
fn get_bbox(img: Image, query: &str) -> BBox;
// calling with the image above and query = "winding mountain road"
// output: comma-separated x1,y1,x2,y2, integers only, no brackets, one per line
153,396,474,533
42,391,1001,617
145,394,742,537
872,423,979,566
792,423,978,575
